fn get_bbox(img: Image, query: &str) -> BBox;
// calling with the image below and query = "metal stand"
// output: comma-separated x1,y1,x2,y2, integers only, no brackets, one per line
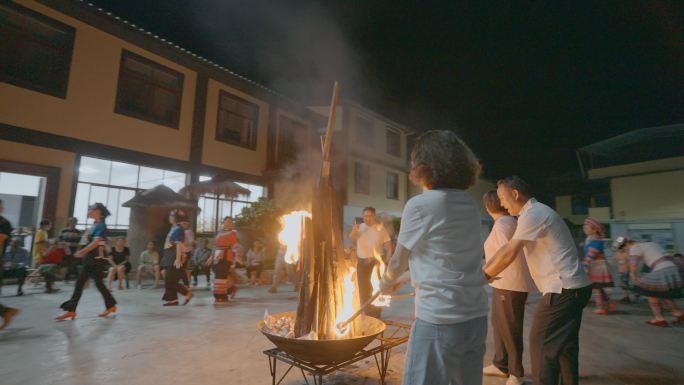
264,320,411,385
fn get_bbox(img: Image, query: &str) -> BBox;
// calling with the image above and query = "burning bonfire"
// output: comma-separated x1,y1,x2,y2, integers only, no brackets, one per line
259,83,388,363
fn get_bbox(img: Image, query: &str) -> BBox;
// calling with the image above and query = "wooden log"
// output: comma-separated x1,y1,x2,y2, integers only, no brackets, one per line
294,217,316,337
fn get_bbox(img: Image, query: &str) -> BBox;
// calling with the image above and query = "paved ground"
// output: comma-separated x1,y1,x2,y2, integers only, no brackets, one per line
1,281,683,385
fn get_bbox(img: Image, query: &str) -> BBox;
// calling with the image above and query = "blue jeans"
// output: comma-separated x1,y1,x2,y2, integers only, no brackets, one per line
403,316,487,385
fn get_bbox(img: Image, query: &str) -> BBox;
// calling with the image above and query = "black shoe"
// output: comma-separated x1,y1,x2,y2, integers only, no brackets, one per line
16,290,24,297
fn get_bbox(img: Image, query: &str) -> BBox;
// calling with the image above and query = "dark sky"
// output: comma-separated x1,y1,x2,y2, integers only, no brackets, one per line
89,0,684,190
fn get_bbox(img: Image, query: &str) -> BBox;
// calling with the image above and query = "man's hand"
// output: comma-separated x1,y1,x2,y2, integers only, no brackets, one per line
483,270,501,283
174,258,183,269
380,277,401,295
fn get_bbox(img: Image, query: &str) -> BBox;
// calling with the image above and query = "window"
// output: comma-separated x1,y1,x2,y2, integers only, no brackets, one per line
386,128,401,157
216,91,259,149
278,115,308,164
115,50,184,128
0,2,75,98
196,178,264,233
571,195,589,215
73,156,187,229
356,115,374,146
386,172,399,200
354,162,370,195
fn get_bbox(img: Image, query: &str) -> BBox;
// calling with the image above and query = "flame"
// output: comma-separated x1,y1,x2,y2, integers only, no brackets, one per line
334,267,357,337
277,210,311,264
371,251,392,307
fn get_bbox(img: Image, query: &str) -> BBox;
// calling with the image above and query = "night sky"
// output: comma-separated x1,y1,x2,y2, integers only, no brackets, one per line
89,0,683,193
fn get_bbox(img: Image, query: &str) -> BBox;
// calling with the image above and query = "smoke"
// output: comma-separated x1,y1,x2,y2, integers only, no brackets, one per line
187,1,367,103
271,148,323,212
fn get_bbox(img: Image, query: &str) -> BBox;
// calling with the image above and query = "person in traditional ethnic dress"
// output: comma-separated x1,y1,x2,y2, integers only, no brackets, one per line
56,203,117,320
582,218,615,315
210,216,240,303
160,209,193,306
614,236,684,327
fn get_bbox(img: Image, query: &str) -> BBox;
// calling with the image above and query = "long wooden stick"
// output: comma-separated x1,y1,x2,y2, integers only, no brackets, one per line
336,291,416,331
320,81,340,179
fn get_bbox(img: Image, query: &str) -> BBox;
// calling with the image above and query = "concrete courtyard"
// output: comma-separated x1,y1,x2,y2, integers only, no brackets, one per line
1,281,683,385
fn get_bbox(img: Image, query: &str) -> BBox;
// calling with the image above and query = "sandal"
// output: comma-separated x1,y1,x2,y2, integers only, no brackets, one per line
163,301,179,306
646,319,668,327
672,314,684,325
592,309,608,315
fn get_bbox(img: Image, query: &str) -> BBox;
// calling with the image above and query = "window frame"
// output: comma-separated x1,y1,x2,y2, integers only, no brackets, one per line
215,90,259,150
114,49,184,129
355,114,375,146
386,171,399,200
0,2,75,99
386,127,401,157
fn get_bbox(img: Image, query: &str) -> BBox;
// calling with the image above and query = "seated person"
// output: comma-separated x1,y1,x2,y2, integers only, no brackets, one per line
39,238,68,293
1,238,30,296
246,240,265,286
137,241,161,289
108,237,130,290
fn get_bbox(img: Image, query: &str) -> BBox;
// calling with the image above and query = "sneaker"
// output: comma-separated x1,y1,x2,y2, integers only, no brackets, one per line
483,365,508,377
506,375,525,385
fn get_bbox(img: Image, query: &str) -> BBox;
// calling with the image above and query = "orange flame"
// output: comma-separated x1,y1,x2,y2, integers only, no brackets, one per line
371,251,391,307
334,267,357,337
277,210,311,264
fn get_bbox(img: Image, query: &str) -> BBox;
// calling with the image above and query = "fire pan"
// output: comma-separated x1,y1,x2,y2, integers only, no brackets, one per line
258,311,386,364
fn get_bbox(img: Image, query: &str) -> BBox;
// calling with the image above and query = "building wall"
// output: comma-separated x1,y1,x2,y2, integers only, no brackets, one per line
201,79,269,175
0,0,196,161
345,159,407,214
555,195,587,225
611,170,684,220
0,139,76,228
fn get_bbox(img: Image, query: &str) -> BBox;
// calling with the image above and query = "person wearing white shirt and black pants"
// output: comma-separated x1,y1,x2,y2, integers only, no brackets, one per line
381,131,489,385
482,190,536,385
349,206,392,318
484,176,591,385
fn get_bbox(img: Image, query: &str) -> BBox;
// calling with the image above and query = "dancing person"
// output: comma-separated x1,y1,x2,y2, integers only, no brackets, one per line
481,190,536,385
246,240,265,286
582,218,615,315
2,238,29,296
56,203,117,320
209,216,239,303
484,176,591,385
137,241,160,289
614,236,684,326
190,238,211,288
181,219,194,286
59,217,82,282
349,206,392,318
269,243,298,293
108,237,130,290
160,210,193,306
614,248,633,303
32,219,51,267
380,130,488,385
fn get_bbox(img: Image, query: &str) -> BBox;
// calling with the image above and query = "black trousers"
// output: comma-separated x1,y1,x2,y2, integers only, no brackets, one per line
61,263,117,312
191,264,210,284
530,285,591,385
162,265,189,302
491,288,529,377
356,258,381,318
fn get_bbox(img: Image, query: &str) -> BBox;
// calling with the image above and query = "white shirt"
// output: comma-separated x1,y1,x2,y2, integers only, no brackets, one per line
512,198,590,294
398,189,489,325
629,242,673,271
484,215,536,293
355,223,391,260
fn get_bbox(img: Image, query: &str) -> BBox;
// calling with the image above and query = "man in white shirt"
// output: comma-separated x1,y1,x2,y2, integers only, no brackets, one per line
484,176,591,385
349,206,392,317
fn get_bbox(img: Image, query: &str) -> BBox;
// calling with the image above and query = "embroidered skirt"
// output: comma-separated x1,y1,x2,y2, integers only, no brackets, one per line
589,259,614,289
634,265,683,299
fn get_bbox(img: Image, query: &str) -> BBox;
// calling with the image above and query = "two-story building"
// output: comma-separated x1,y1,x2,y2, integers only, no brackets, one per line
0,0,325,246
